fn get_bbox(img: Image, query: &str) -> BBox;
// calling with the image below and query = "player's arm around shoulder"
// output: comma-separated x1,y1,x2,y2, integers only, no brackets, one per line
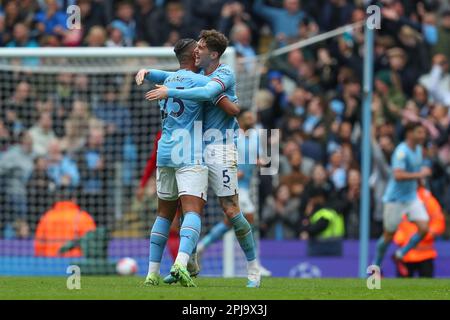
135,68,172,86
216,95,240,116
212,64,236,89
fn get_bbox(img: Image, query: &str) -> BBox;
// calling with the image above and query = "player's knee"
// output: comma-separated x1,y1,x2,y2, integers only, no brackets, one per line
244,213,254,225
219,195,240,217
416,222,429,237
383,231,394,243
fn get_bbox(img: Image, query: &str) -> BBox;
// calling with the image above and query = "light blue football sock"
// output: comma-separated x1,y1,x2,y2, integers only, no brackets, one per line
398,233,423,258
199,222,231,249
231,212,256,262
179,212,202,255
149,216,171,263
374,236,390,267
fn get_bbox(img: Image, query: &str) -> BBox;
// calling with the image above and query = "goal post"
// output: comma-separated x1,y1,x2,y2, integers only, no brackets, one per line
0,46,254,277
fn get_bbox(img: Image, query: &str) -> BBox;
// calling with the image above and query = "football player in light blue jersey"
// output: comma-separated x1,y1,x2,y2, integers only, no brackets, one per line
196,110,272,276
373,123,432,276
144,30,261,288
137,39,239,288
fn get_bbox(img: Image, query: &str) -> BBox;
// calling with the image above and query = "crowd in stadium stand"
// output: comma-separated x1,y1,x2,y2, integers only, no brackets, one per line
0,0,449,241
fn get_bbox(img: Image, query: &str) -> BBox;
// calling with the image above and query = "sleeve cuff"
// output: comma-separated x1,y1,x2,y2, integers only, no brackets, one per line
214,94,227,105
167,88,176,97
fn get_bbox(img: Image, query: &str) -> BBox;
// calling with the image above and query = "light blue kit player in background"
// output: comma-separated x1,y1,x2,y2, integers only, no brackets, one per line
373,123,432,276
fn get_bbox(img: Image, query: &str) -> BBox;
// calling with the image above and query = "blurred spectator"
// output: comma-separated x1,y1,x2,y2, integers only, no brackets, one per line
302,97,328,152
148,0,198,46
279,147,314,178
336,168,377,238
2,81,34,129
255,89,276,129
412,84,430,117
327,149,347,190
28,112,56,156
261,183,300,239
373,69,406,123
53,72,74,117
60,119,86,157
6,23,39,65
84,25,107,46
298,185,344,256
299,163,335,218
0,120,11,151
319,0,354,32
78,0,108,41
2,109,24,140
34,0,67,38
316,47,339,93
110,1,136,47
34,188,96,257
419,54,450,106
45,139,80,189
6,22,38,48
135,0,158,45
422,11,438,47
106,24,126,47
75,128,107,226
386,46,419,97
191,0,227,30
0,0,27,45
432,9,450,62
93,82,132,162
230,23,256,69
67,99,93,137
218,1,257,44
0,131,34,239
27,156,53,231
253,0,308,44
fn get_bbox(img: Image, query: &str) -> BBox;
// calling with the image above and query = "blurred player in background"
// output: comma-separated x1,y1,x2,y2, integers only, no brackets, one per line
373,123,432,276
393,185,445,278
196,109,272,276
145,29,261,287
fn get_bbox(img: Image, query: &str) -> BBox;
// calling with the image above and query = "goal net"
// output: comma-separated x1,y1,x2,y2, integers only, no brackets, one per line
0,47,259,277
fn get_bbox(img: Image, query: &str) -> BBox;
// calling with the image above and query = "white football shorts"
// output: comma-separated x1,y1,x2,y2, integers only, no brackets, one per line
383,198,429,233
204,144,239,197
238,188,255,214
156,165,208,201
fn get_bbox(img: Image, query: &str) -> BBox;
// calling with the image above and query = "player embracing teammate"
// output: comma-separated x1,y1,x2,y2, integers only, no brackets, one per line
137,30,261,288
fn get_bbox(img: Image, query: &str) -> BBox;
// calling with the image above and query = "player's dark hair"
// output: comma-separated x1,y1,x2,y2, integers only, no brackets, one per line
199,29,229,57
404,122,421,135
173,38,197,64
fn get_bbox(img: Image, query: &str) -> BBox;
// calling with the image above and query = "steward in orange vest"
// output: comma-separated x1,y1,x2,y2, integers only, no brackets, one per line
34,193,96,257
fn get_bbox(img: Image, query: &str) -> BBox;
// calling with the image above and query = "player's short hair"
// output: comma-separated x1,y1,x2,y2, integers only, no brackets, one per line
404,122,422,134
199,29,229,57
173,38,197,63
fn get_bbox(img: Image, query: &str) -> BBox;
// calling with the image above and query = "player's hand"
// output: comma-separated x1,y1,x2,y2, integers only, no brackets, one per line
145,85,168,101
419,167,432,178
135,69,149,86
136,186,145,202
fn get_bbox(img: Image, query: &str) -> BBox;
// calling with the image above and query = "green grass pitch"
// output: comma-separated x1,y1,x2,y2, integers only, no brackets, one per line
1,277,450,300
